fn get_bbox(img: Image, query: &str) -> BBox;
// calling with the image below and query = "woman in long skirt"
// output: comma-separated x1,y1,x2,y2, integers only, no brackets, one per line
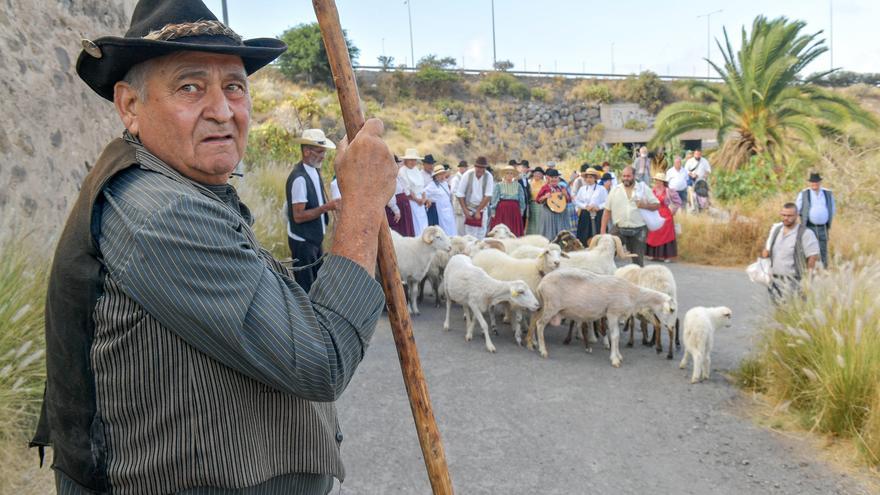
386,172,415,236
525,167,545,235
646,173,683,261
573,168,607,245
535,168,571,240
489,165,526,236
398,148,429,236
424,165,457,237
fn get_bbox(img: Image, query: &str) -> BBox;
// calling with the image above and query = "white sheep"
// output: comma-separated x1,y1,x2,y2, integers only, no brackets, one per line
418,235,478,307
498,235,551,254
486,223,516,238
471,245,565,344
443,255,540,352
528,269,675,367
390,226,452,315
679,306,732,383
560,234,632,276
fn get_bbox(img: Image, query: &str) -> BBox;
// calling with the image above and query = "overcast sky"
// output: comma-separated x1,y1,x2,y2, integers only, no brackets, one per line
203,0,879,77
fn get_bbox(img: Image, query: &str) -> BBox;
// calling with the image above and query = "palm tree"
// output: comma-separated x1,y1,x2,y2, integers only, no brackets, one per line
650,16,877,169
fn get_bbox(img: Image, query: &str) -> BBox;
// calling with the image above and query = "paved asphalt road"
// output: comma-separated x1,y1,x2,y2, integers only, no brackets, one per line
334,263,870,494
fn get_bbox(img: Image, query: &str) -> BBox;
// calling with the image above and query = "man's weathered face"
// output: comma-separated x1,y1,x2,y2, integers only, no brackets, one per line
810,181,821,191
302,145,326,167
548,176,559,186
403,158,417,169
781,207,798,227
475,167,485,178
518,165,529,175
621,167,635,187
639,147,647,157
118,51,250,185
423,162,434,173
674,158,682,169
694,150,702,160
585,174,596,185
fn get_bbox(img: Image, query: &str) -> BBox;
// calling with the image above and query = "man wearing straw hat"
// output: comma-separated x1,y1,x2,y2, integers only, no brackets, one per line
398,148,430,236
33,1,396,493
287,128,337,292
455,156,495,239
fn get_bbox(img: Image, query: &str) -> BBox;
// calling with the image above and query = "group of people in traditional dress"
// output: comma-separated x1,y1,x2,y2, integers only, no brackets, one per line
282,138,728,279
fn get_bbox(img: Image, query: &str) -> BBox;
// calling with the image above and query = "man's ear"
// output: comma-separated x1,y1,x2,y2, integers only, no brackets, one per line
114,81,141,136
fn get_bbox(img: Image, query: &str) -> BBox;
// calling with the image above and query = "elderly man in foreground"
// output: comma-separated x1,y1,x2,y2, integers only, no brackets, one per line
31,1,395,493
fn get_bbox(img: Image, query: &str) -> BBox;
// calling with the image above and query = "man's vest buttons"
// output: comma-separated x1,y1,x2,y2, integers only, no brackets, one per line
335,431,344,443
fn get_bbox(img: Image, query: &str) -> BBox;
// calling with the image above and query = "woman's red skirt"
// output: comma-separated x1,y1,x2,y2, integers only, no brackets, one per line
387,192,415,237
490,199,524,237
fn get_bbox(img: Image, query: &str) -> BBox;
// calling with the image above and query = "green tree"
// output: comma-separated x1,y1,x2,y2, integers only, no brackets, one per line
650,16,877,169
417,54,457,69
277,23,359,85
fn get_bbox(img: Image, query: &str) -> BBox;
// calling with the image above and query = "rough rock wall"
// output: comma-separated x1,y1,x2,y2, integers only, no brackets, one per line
0,0,136,235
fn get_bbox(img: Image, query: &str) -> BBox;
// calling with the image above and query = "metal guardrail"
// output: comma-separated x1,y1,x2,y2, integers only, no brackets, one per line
353,65,725,82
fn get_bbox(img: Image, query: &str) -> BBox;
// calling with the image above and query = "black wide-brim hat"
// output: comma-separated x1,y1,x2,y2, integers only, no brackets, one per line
77,0,287,101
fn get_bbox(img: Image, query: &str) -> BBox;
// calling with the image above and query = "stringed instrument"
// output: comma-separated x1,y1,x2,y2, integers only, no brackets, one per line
546,191,568,213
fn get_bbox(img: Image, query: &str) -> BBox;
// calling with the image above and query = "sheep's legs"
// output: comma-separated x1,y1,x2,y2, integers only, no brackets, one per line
488,305,497,333
564,321,575,345
409,280,420,315
608,315,622,367
702,355,711,380
464,307,475,342
641,317,651,346
432,276,443,308
678,348,689,370
625,316,635,348
675,318,681,347
525,310,538,351
581,322,592,354
470,305,496,353
443,295,453,332
536,318,549,358
653,316,664,354
512,310,524,345
690,351,703,383
666,326,675,359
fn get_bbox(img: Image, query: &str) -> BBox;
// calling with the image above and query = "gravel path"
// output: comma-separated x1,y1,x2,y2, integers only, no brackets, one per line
335,263,871,494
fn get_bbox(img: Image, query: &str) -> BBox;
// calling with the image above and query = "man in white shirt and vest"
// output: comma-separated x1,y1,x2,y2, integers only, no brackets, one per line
287,128,338,293
795,172,835,267
761,202,821,302
455,156,494,239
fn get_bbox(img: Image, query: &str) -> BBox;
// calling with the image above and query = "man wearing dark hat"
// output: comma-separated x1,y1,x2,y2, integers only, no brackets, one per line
422,154,439,226
33,1,396,493
795,173,835,266
455,156,494,238
516,159,531,227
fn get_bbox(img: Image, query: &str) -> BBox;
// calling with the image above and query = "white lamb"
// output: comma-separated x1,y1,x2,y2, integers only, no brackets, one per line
486,223,516,238
443,255,540,352
498,235,551,254
679,306,732,383
529,269,675,367
471,245,565,344
390,226,452,315
560,234,632,276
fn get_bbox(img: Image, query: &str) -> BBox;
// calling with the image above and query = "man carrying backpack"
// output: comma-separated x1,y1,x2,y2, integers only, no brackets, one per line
761,202,821,302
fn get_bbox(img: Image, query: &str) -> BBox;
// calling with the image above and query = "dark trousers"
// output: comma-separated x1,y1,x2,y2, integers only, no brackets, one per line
806,222,829,267
427,204,439,226
288,237,323,293
676,189,688,207
576,209,603,246
768,274,800,304
611,225,648,267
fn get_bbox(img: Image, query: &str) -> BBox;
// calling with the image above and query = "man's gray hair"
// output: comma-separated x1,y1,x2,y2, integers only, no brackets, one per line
121,58,157,100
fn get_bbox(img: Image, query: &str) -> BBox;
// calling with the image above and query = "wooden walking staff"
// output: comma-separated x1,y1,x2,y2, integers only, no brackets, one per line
312,1,454,493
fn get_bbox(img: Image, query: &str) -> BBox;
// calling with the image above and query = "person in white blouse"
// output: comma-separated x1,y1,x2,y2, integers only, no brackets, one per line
449,160,468,235
398,148,430,236
424,165,457,237
574,168,608,245
665,156,689,207
455,156,495,239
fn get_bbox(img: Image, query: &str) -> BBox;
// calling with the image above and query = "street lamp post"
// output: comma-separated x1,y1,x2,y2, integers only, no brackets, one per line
697,9,723,80
221,0,228,25
829,0,834,70
491,0,497,69
405,0,415,67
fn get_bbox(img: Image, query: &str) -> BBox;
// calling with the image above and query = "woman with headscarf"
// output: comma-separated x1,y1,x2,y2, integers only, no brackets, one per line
489,165,526,236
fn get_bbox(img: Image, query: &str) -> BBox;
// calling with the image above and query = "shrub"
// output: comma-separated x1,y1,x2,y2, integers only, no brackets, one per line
570,82,613,103
413,66,461,98
246,122,301,167
476,72,530,100
624,71,669,113
578,143,630,170
737,260,880,465
623,119,647,131
530,87,551,102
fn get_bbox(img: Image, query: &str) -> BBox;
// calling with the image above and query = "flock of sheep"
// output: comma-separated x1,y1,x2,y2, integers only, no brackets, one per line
389,224,732,383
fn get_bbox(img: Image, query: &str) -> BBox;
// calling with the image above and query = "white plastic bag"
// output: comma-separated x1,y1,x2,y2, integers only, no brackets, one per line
633,183,665,232
639,208,666,231
746,257,772,286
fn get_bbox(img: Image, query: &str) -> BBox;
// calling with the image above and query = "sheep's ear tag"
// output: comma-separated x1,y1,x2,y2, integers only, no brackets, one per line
510,287,518,298
81,39,102,59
